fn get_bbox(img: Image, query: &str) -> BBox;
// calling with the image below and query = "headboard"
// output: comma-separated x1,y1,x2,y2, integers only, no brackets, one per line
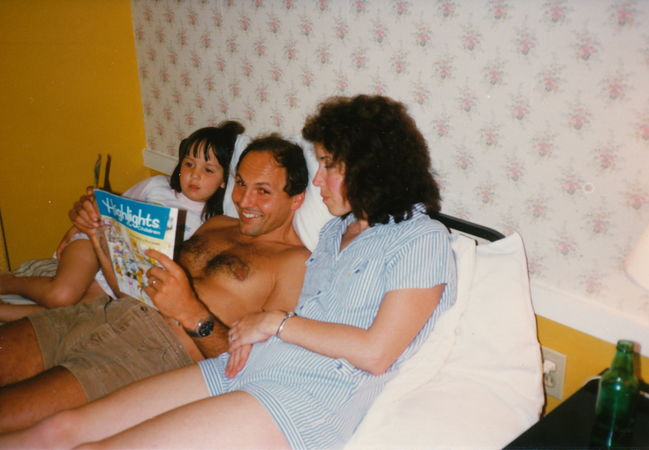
433,211,505,242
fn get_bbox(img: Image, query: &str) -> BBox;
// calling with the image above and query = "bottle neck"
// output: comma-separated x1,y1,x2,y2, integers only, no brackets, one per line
610,341,635,374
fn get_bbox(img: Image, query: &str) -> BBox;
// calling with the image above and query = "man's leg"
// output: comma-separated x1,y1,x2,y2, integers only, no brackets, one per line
0,319,87,432
0,367,87,432
0,318,44,385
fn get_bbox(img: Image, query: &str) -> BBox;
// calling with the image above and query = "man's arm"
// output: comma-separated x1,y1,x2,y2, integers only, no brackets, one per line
223,246,309,376
260,246,309,313
144,250,232,358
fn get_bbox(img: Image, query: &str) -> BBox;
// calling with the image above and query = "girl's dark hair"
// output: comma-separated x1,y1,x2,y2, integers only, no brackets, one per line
170,121,245,220
302,95,441,226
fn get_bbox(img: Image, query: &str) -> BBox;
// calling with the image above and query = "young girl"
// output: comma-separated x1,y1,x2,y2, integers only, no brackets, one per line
0,121,244,322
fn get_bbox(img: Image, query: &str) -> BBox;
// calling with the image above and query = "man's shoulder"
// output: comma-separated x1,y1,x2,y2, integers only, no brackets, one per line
198,215,239,232
267,240,310,267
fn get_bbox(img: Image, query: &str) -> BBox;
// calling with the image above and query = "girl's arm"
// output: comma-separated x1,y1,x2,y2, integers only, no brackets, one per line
88,231,123,298
227,284,444,376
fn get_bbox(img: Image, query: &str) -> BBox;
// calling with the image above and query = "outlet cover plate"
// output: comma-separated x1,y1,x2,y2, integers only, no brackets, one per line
542,346,567,400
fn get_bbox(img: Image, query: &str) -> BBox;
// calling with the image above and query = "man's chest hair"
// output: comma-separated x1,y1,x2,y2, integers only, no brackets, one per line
178,231,272,282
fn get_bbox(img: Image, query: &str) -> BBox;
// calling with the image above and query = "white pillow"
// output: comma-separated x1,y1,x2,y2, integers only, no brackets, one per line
222,134,333,251
347,232,544,450
222,134,250,219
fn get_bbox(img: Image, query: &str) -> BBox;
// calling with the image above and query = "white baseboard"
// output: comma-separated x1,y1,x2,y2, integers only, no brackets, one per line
142,149,176,175
531,280,649,357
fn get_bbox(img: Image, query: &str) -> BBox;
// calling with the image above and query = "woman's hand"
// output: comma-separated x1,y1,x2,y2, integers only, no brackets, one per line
227,311,284,350
224,344,252,378
224,311,284,377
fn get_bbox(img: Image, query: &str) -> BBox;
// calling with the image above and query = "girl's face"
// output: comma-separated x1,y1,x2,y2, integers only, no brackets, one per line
313,143,351,217
179,143,225,203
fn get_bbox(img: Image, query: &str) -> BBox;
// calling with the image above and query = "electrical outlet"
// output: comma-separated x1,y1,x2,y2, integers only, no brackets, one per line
541,346,567,400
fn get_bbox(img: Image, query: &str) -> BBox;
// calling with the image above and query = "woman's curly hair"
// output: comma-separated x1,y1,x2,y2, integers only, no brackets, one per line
302,95,441,225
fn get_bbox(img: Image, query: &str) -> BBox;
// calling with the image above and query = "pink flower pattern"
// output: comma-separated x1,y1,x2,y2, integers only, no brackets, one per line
593,142,620,171
505,156,525,182
586,209,611,235
484,59,505,86
414,23,432,48
527,194,549,220
538,64,562,94
554,232,577,257
372,20,388,44
559,169,583,196
437,0,457,19
601,71,629,101
480,123,501,147
434,56,454,80
543,0,570,24
515,26,537,56
131,0,649,315
433,115,451,138
609,0,638,28
511,95,530,121
581,272,603,295
458,88,477,113
461,25,481,51
489,0,509,21
575,31,600,61
567,102,591,131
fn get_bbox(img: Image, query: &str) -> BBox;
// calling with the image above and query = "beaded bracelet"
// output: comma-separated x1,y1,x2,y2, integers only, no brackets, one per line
275,311,297,338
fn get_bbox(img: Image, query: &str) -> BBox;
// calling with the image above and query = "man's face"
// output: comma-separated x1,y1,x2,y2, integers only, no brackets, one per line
232,150,303,237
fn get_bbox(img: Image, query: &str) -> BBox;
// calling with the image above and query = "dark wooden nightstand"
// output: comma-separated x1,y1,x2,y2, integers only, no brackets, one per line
505,376,649,449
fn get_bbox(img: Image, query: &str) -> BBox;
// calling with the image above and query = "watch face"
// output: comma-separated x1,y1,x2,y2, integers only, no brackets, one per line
197,318,215,337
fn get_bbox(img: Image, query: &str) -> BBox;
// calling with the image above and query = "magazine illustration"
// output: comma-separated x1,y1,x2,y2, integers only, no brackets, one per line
94,189,181,306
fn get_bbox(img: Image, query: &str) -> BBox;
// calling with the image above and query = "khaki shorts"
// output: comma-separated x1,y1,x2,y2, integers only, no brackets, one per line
28,295,193,401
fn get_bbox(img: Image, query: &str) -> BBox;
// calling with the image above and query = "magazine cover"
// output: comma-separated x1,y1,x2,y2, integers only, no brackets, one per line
94,189,181,306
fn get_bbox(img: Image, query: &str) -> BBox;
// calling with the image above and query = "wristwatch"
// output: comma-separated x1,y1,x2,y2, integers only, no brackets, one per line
184,315,216,338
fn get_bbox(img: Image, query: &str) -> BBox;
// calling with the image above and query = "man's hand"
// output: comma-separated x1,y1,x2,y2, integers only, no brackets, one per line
68,187,100,235
143,249,209,328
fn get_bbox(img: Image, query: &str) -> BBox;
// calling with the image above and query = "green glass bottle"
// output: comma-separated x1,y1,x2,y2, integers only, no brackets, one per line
590,340,639,449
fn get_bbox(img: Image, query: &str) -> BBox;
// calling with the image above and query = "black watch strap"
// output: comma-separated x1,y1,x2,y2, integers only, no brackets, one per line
184,315,216,338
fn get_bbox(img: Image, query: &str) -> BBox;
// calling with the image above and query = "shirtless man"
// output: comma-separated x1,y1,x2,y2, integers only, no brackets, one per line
0,135,311,432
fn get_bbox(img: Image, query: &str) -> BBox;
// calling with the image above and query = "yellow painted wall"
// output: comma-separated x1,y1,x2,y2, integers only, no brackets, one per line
537,315,649,414
0,0,150,269
0,0,646,426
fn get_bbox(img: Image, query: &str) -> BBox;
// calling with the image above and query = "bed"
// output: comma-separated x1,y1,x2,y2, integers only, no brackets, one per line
2,135,544,448
233,136,545,449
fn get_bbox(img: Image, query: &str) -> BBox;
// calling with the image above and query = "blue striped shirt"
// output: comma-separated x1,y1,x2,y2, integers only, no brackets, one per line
199,204,457,449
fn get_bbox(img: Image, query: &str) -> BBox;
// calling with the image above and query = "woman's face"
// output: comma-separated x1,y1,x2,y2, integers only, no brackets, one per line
313,143,351,217
179,143,225,202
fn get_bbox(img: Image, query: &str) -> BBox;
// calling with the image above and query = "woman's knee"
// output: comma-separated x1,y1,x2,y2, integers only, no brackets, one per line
32,409,79,447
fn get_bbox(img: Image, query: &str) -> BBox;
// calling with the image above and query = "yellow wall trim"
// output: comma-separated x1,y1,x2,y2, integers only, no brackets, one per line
532,280,649,358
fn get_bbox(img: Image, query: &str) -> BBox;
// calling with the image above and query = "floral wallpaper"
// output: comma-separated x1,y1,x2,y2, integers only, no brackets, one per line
131,0,649,319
